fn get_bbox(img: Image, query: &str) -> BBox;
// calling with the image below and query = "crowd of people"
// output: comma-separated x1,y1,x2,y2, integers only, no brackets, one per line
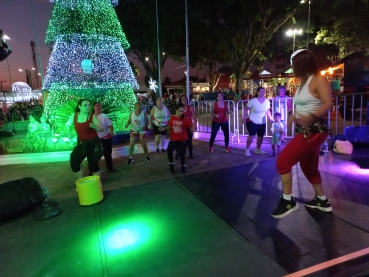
0,49,333,220
0,99,43,123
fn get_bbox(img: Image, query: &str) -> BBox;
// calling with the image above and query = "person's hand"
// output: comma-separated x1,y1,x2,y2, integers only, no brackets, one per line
148,124,153,130
89,123,96,129
214,114,220,118
110,132,115,137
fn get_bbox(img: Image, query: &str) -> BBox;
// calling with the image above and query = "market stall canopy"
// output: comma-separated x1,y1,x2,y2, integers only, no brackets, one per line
259,70,271,75
11,82,31,93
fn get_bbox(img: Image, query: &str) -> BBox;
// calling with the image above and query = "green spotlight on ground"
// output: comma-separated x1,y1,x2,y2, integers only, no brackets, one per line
108,229,140,249
106,222,151,251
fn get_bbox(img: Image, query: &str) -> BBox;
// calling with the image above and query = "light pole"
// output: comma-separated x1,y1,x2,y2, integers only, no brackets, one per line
286,29,303,51
185,0,190,100
155,0,162,97
3,34,15,103
301,0,311,49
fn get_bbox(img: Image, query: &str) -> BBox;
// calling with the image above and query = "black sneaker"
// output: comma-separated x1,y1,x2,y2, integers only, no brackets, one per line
156,148,160,154
169,163,175,173
305,195,333,212
160,148,166,153
128,158,134,165
271,196,298,218
180,165,186,173
145,156,151,162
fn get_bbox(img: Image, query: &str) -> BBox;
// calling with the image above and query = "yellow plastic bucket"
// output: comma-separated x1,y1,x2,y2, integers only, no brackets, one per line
75,176,104,206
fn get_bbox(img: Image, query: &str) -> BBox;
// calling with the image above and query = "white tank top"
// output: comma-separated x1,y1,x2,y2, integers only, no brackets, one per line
153,106,168,126
131,111,145,132
294,75,322,117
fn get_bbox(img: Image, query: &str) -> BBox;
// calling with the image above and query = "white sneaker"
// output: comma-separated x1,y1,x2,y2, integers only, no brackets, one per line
245,149,251,156
254,149,265,154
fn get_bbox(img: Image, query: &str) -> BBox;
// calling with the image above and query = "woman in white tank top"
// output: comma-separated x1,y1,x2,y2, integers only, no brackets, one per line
271,49,333,219
125,102,150,165
149,97,171,153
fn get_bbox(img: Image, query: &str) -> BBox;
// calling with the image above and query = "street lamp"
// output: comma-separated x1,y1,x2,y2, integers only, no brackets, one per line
185,0,190,100
155,0,162,97
301,0,311,49
286,29,303,52
3,34,14,102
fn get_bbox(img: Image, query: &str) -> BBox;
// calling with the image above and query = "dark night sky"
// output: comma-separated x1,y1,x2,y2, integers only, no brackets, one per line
0,0,207,91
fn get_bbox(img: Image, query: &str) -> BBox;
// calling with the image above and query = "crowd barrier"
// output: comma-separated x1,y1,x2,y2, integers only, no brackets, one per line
142,92,368,144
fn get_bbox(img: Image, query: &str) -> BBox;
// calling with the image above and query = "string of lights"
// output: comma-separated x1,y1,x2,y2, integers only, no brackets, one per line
43,0,138,134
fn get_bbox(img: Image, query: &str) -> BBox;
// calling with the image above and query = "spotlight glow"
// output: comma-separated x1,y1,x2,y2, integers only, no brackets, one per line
107,229,140,249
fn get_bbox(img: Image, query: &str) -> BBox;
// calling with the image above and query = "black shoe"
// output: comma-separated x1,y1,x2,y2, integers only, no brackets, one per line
156,148,160,154
128,158,134,165
175,152,180,160
145,156,151,162
180,165,186,173
305,195,333,212
169,163,175,173
160,148,166,153
271,196,298,218
108,168,117,172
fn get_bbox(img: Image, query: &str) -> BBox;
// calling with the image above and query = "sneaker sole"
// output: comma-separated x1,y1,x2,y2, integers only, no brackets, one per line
271,203,299,219
304,204,333,212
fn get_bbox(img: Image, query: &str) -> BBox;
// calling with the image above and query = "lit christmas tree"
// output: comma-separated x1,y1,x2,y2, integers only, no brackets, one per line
43,0,138,135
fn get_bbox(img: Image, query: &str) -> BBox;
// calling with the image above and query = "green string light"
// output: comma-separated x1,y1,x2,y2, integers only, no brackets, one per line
43,0,138,135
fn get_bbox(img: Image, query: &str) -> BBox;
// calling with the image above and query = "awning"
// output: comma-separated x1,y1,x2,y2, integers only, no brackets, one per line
259,70,271,75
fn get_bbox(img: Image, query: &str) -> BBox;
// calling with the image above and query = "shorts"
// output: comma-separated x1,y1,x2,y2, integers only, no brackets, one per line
130,130,146,139
272,136,281,145
246,121,266,137
153,124,167,136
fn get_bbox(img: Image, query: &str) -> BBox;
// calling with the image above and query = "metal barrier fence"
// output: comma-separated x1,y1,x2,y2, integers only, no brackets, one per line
190,98,296,141
144,92,368,143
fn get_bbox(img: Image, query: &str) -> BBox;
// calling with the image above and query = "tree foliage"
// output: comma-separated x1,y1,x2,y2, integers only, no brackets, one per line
315,0,369,58
187,0,299,89
117,0,302,90
115,0,185,87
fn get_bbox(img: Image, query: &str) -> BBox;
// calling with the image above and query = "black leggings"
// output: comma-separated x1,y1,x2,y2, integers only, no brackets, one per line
70,138,102,173
209,121,229,147
176,129,193,156
100,138,113,170
167,141,187,166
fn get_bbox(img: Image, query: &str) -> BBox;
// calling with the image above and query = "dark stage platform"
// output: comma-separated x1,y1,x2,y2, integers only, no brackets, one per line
1,157,369,276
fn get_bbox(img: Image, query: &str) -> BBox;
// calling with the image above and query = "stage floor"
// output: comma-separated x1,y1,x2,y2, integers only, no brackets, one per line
1,139,369,276
0,178,287,277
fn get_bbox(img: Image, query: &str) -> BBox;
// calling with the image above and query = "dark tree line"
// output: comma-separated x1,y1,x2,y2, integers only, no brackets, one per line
116,0,369,90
